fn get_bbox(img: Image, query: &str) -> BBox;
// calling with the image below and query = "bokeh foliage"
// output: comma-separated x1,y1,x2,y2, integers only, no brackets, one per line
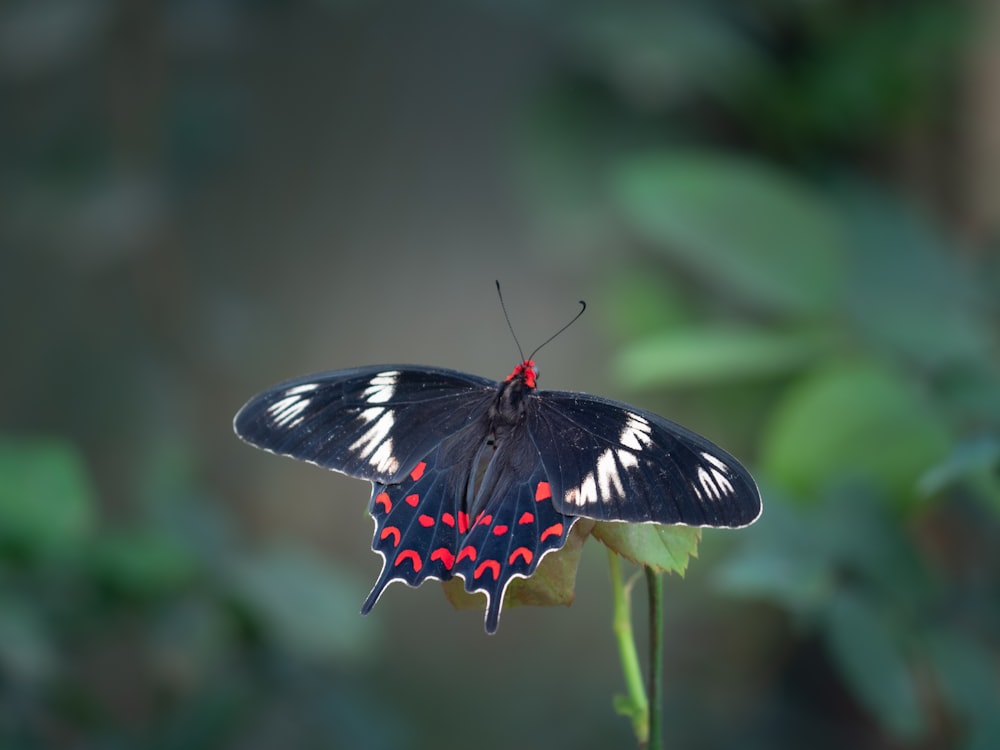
518,1,1000,747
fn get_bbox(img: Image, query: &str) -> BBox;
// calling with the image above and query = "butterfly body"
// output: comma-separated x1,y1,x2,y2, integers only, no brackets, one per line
234,360,760,632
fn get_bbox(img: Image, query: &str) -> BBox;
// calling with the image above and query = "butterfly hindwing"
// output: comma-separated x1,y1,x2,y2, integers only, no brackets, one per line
360,419,576,633
450,437,575,633
528,391,761,528
362,454,462,614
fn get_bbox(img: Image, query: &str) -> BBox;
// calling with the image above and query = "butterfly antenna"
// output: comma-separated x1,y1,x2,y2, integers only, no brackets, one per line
527,299,586,360
496,280,526,362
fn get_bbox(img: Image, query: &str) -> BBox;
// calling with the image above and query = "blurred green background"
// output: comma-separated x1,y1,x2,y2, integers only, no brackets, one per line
2,1,1000,748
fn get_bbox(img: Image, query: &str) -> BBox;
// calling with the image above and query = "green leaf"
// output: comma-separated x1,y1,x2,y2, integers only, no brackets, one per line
918,435,1000,511
91,530,200,596
613,151,844,314
592,521,700,575
601,270,690,341
924,631,1000,724
713,496,835,617
226,546,374,660
569,5,765,106
443,519,595,614
0,594,56,683
824,590,923,740
614,326,832,388
760,363,951,504
841,185,993,369
0,436,95,556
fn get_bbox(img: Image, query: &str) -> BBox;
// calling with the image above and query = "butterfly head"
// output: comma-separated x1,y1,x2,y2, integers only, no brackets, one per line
506,360,538,389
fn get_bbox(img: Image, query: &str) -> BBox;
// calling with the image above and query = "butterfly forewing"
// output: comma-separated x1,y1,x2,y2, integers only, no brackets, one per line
528,391,761,528
233,365,495,483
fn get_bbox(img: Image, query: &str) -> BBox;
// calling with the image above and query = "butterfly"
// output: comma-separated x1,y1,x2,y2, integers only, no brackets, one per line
233,351,761,633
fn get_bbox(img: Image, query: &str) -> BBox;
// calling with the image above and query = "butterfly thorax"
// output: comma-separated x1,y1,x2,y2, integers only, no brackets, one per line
491,360,537,428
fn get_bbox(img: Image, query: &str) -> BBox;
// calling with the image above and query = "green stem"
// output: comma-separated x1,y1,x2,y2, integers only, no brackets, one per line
645,566,664,750
608,550,648,746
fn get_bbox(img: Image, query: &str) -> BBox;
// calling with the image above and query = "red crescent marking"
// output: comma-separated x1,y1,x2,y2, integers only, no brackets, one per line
457,545,477,563
441,512,455,527
535,482,551,502
509,547,533,565
418,514,435,527
492,524,509,536
518,512,534,525
380,526,401,547
410,462,426,481
458,512,470,534
476,513,493,526
375,492,392,513
540,523,564,542
405,493,419,507
430,547,455,570
394,549,422,572
474,559,501,580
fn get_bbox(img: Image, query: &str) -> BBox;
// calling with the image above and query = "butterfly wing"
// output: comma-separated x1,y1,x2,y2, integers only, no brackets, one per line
233,365,496,484
362,426,575,633
235,365,575,632
527,390,761,528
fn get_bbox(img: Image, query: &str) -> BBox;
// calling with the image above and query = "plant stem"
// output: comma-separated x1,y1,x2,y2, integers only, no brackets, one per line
645,566,664,750
608,550,648,745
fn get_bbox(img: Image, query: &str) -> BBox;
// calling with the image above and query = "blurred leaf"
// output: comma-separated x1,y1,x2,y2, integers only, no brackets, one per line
568,5,765,107
91,530,200,596
0,594,55,683
824,590,924,741
601,270,691,341
717,487,931,618
714,544,833,619
592,521,700,575
840,185,993,369
744,2,967,151
226,546,374,661
924,631,1000,725
714,494,835,618
0,436,95,555
614,325,832,388
613,151,844,314
918,435,1000,510
443,519,594,613
760,363,951,504
967,715,1000,750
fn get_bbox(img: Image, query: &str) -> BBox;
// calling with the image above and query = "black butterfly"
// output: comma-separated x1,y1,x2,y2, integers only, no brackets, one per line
233,358,761,633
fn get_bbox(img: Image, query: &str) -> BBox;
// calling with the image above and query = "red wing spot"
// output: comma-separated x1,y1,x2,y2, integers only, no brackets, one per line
380,526,401,547
458,512,470,534
457,545,477,563
430,547,455,570
405,494,420,507
535,482,551,502
540,523,564,542
375,492,392,513
418,514,435,527
394,549,422,572
441,512,456,527
410,462,426,481
476,514,493,526
518,512,534,525
474,559,501,580
492,524,509,536
509,547,533,566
